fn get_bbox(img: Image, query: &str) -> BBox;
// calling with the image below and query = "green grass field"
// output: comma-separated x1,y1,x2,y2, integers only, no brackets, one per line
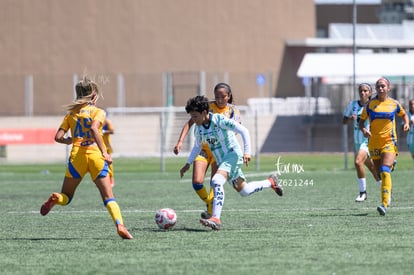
1,154,414,275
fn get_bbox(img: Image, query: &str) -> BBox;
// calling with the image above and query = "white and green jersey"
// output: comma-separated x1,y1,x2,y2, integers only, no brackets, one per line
343,100,369,145
187,113,251,165
407,111,414,146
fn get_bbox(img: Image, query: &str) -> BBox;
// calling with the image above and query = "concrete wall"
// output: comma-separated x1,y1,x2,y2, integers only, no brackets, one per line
0,0,315,115
0,112,276,163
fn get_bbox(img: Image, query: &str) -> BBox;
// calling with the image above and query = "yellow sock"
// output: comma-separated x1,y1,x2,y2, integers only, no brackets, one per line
105,199,124,225
381,169,392,208
193,183,209,203
207,186,214,201
57,193,69,205
207,187,214,214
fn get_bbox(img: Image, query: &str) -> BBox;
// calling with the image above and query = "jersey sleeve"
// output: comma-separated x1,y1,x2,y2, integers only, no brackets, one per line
218,114,251,155
231,105,241,123
360,105,368,120
232,121,251,155
58,113,70,131
186,127,202,164
397,101,407,117
93,108,106,126
343,101,354,117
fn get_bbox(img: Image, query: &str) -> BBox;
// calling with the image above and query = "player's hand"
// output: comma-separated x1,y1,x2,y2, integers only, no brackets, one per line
64,137,72,145
103,152,112,165
243,154,251,167
403,123,410,132
180,163,190,178
362,128,371,138
173,142,182,155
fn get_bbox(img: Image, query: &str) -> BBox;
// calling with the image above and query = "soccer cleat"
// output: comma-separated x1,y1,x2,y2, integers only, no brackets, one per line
200,217,221,231
355,192,367,202
116,224,133,239
200,210,212,219
268,174,283,196
40,192,60,216
201,200,213,219
377,205,387,216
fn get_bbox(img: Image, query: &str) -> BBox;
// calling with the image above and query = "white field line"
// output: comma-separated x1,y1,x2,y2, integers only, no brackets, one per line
8,206,414,215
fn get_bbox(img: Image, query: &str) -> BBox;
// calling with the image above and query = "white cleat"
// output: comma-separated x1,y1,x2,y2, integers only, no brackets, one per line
355,192,367,202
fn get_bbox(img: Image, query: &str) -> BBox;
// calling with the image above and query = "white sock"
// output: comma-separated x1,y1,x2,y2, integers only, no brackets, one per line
211,173,226,219
357,178,366,193
240,179,271,197
377,180,382,188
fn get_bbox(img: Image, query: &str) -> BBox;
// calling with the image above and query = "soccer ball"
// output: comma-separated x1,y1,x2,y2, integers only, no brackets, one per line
155,208,177,230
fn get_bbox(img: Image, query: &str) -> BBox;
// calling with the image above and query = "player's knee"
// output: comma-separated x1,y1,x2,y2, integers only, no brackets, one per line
192,182,204,190
239,188,249,197
380,165,391,174
211,173,226,188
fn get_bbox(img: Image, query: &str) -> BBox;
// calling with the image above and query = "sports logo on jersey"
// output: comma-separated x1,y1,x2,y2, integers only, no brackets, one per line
206,137,219,146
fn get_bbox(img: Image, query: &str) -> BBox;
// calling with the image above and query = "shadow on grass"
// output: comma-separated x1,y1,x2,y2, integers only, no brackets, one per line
0,237,90,241
138,227,208,233
309,213,370,217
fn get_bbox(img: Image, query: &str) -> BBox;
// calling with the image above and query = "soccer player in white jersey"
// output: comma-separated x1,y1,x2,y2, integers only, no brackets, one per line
342,83,381,202
179,95,283,230
406,99,414,159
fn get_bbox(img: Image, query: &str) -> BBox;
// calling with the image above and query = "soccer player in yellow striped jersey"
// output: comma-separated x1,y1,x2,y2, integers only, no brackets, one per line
342,83,381,202
40,77,133,239
174,83,240,219
359,77,409,216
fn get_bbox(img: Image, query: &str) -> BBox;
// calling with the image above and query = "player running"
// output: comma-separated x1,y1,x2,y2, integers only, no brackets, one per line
40,76,133,239
180,95,283,230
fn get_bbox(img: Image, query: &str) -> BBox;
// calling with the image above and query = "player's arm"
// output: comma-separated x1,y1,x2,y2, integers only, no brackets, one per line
180,140,202,178
54,128,72,145
358,116,370,138
342,115,354,124
342,102,355,124
174,118,195,155
401,113,410,132
91,119,112,164
231,121,252,166
103,120,114,135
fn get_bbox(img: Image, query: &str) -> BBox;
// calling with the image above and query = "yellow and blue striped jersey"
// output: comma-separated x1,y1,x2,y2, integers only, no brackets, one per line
59,104,105,150
209,102,240,123
360,97,406,147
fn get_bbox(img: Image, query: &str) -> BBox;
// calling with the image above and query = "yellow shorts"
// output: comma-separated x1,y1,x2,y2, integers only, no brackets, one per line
368,142,398,160
65,146,109,181
195,145,215,164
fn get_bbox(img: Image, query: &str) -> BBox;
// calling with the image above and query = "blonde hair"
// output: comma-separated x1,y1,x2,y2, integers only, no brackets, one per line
65,77,100,111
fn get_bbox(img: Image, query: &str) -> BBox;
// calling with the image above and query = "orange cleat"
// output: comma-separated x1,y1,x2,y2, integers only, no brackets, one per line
269,174,283,196
40,192,60,216
200,217,221,231
117,224,133,239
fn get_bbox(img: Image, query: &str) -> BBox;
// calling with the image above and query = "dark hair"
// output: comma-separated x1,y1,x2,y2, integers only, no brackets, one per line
185,95,210,113
214,82,233,104
358,83,373,100
358,83,372,93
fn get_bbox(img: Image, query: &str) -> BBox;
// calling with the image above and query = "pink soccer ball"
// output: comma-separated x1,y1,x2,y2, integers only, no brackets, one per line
155,208,177,230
